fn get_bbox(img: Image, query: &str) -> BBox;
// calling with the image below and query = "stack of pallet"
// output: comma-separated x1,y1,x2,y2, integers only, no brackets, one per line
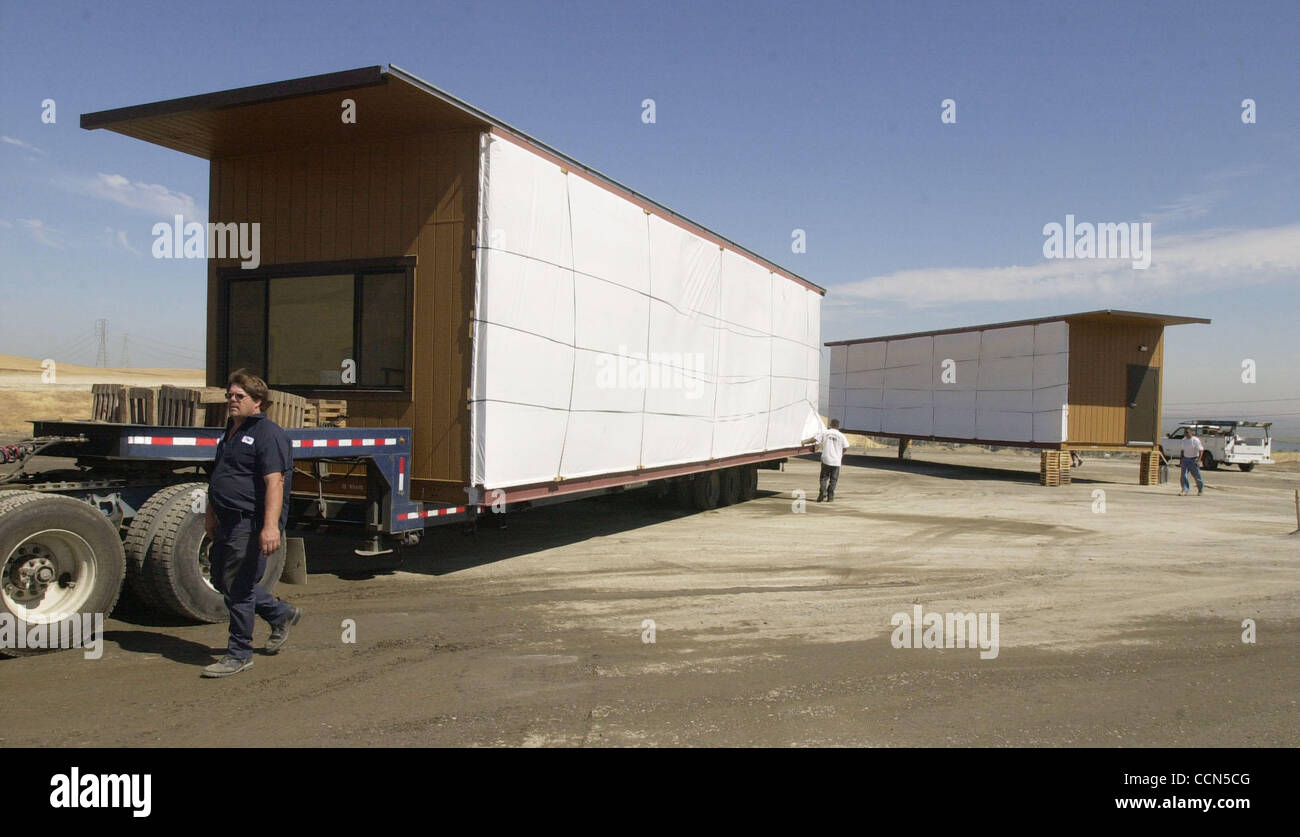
90,383,310,428
1138,451,1161,485
304,398,347,428
1039,450,1072,486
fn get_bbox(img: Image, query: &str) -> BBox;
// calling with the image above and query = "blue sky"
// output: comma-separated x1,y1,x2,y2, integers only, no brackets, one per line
1,0,1297,436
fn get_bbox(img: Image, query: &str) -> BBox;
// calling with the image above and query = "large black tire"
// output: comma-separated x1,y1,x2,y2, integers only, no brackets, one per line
738,466,758,501
1201,452,1218,471
691,471,720,511
0,492,125,656
673,478,693,509
141,485,285,623
123,482,194,610
1239,463,1255,472
718,467,743,507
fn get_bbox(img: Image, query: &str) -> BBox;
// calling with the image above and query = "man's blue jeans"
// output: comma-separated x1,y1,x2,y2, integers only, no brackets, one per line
210,515,293,659
1179,456,1204,493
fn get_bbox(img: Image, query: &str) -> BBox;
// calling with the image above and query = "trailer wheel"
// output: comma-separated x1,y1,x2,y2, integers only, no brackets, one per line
0,491,124,656
673,478,693,509
123,483,194,610
719,467,743,507
691,471,720,510
738,466,758,501
1201,452,1218,471
141,484,285,623
1238,463,1255,472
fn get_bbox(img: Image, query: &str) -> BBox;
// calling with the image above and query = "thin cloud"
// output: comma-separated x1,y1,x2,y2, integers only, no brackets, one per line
77,172,200,218
834,223,1300,309
1,135,46,155
103,226,142,256
18,218,66,249
1140,189,1226,225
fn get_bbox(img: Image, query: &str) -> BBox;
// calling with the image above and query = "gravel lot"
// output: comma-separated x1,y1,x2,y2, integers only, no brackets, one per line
1,450,1296,747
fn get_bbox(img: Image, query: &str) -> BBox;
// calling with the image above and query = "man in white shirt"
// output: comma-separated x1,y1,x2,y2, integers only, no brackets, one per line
803,419,850,502
1179,429,1205,496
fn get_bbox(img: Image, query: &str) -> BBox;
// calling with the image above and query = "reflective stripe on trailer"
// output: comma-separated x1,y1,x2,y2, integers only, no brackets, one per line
291,437,399,448
403,506,468,520
126,436,218,446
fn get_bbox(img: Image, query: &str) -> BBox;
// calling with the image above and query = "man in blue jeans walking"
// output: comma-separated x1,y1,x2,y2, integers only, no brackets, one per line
1179,428,1205,496
201,370,302,678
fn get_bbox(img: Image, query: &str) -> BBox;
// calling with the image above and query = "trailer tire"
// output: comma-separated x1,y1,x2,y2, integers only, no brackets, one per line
738,466,758,501
1238,463,1255,472
141,484,286,623
673,478,693,509
691,471,720,511
123,482,194,611
719,467,743,507
0,491,124,656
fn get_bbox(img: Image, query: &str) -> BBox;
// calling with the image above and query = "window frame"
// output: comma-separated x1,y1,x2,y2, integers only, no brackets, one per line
219,257,415,399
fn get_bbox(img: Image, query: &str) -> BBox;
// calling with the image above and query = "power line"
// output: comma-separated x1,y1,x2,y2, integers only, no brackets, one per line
1164,396,1300,406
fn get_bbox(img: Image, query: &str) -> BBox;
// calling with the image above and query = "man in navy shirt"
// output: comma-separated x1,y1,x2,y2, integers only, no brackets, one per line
201,370,302,678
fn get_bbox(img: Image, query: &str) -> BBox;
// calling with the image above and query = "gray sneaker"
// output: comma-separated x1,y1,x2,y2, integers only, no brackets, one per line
202,655,253,678
265,606,302,654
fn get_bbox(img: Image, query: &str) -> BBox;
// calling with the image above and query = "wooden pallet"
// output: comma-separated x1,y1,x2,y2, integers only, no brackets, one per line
197,387,228,427
1039,450,1072,486
157,385,202,427
91,384,125,422
125,386,158,424
266,390,306,429
1138,451,1161,485
304,399,348,428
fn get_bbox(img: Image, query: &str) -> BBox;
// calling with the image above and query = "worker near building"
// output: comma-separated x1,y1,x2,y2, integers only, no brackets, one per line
1179,427,1205,496
201,369,302,677
803,419,850,502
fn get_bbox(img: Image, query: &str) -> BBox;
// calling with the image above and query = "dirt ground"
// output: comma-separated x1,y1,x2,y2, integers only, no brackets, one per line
1,449,1297,747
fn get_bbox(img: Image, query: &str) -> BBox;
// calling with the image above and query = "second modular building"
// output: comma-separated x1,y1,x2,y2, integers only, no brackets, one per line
826,311,1209,474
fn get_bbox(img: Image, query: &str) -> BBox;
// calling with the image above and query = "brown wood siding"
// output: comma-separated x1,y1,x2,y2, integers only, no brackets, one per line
206,129,480,491
1066,318,1165,445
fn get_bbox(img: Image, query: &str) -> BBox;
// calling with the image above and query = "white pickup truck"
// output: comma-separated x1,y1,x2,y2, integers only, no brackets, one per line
1159,421,1273,471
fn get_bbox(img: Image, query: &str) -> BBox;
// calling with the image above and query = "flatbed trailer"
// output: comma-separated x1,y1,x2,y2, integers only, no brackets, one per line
0,419,801,652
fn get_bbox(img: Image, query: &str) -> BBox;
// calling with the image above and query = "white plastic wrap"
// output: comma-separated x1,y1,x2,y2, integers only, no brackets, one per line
473,134,822,488
829,321,1071,444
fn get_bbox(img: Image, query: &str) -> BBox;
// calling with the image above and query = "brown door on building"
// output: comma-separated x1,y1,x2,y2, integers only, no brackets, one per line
1126,365,1159,444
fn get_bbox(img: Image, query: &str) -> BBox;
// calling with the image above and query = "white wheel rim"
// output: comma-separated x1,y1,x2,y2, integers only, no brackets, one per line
2,529,97,622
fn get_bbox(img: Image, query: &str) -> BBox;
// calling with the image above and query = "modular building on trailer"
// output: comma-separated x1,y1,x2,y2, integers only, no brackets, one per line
81,64,824,507
0,66,826,646
825,311,1209,484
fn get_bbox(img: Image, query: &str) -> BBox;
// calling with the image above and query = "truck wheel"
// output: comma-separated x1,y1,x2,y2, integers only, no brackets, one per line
738,466,758,501
691,471,720,510
719,467,743,507
1238,463,1255,472
141,485,285,623
0,491,124,656
123,483,194,610
1201,453,1218,471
